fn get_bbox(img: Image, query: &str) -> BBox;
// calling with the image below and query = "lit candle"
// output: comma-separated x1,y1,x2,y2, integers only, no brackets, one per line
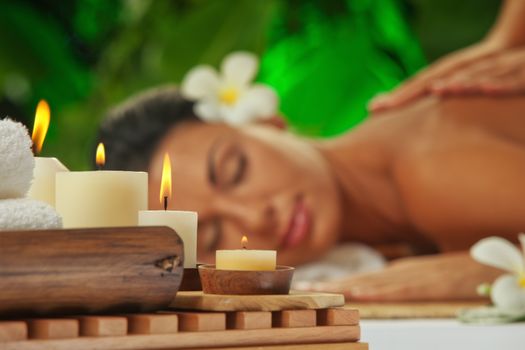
27,100,68,207
138,153,198,268
55,142,147,228
216,236,276,271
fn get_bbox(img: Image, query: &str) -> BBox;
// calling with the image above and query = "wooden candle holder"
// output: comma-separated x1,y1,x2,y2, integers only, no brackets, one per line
198,265,294,295
0,226,184,317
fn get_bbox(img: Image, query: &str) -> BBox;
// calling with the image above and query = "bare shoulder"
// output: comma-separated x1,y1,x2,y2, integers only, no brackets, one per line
391,97,525,250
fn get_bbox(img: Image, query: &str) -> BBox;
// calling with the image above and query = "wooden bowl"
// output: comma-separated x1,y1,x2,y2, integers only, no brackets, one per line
198,265,294,295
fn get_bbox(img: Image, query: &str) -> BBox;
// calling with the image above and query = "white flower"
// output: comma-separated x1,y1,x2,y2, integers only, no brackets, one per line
180,51,278,125
470,234,525,315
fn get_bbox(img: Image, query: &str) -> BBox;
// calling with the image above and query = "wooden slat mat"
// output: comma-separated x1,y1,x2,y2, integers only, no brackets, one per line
0,308,363,350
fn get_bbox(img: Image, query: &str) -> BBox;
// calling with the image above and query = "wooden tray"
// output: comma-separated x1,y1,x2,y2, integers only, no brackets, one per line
0,308,363,350
171,291,345,311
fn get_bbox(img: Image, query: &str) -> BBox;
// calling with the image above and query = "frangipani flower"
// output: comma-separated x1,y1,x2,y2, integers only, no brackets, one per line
180,51,278,125
471,234,525,315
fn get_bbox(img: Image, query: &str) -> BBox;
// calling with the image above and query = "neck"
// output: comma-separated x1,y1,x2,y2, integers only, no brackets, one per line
313,133,410,245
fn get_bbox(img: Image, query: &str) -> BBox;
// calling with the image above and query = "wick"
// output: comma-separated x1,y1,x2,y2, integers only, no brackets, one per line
163,196,168,211
31,143,39,156
242,244,247,250
97,164,102,171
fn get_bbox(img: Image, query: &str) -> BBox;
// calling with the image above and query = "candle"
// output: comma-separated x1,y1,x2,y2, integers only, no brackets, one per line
138,153,198,268
216,236,276,271
55,143,147,228
27,100,68,207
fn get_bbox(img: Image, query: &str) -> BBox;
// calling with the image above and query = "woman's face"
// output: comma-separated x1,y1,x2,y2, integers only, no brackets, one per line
148,121,342,266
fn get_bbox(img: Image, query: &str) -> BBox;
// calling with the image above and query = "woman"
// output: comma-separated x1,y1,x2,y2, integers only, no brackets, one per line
98,85,524,301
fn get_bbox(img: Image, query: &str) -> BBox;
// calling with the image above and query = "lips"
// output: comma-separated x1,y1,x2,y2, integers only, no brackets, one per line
280,197,311,249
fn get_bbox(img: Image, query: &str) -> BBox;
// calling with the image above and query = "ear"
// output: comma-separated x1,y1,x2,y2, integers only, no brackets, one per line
257,115,287,130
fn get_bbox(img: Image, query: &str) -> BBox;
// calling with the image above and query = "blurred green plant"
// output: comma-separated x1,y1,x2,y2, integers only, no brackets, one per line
0,0,497,170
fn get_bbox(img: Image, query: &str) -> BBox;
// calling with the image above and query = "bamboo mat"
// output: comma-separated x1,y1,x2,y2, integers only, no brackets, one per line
346,301,487,319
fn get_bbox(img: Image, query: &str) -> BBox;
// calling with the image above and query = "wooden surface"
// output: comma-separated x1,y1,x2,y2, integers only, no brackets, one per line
172,291,345,311
0,322,27,342
175,312,226,332
27,319,79,339
0,226,184,317
273,310,317,328
2,325,360,350
79,316,127,337
346,301,487,319
318,308,360,326
199,265,293,295
227,311,272,330
128,314,179,335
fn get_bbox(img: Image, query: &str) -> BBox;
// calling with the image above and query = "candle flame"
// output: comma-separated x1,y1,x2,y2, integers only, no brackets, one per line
96,143,105,168
31,100,50,154
241,235,248,249
160,152,172,209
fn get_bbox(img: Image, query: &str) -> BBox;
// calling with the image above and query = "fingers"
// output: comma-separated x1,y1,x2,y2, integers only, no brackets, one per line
368,44,500,113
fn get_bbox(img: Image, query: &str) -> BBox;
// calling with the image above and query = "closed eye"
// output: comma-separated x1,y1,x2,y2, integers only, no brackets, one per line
208,139,247,189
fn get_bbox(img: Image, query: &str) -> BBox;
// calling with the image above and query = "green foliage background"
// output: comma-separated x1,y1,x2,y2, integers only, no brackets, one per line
0,0,499,170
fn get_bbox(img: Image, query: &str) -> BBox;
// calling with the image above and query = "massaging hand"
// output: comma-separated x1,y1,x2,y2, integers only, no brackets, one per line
298,252,500,301
369,41,525,112
368,41,505,113
427,47,525,96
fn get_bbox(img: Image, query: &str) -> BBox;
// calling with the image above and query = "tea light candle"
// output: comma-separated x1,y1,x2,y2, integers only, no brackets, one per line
138,153,198,268
55,143,147,228
216,236,276,271
27,100,69,207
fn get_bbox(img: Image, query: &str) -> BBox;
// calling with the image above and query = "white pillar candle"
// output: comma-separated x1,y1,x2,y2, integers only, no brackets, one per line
139,211,197,268
56,171,147,228
216,236,276,271
138,153,198,268
55,143,147,228
28,157,68,207
28,99,69,207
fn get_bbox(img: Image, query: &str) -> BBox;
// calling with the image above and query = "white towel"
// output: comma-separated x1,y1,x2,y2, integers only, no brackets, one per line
292,243,386,287
0,118,34,199
0,198,62,230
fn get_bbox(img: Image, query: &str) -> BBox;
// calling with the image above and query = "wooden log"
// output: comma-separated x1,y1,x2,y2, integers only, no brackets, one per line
0,227,184,317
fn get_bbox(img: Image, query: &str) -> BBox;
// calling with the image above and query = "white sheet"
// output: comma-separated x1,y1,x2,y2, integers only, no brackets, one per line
361,319,525,350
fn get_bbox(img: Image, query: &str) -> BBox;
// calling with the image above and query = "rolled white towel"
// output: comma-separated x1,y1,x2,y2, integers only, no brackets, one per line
0,198,62,230
292,243,386,287
0,118,34,199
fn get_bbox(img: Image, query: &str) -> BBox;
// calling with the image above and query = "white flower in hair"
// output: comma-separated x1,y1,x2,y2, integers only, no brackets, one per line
470,234,525,315
180,51,278,125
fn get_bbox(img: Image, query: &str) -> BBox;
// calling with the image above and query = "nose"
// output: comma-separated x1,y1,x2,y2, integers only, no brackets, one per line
212,196,276,234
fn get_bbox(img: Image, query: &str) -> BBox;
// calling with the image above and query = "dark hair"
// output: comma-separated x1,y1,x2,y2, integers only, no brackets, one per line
96,85,197,171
